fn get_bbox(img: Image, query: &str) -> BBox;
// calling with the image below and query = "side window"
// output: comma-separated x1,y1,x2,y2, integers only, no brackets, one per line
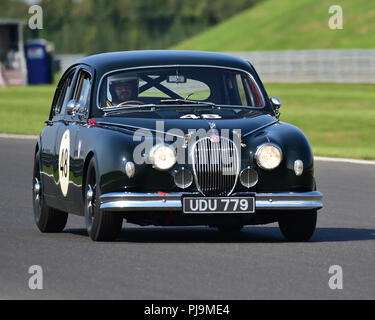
243,76,263,107
52,69,76,118
73,70,92,113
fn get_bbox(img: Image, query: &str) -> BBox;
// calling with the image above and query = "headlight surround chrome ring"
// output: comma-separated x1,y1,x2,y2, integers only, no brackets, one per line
255,143,283,170
149,144,177,171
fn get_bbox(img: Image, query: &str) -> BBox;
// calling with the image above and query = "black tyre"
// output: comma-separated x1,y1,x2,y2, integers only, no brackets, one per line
84,158,123,241
217,225,243,233
278,211,317,242
32,152,68,232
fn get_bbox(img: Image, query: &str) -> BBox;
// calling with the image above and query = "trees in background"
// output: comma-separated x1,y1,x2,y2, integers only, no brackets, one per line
2,0,262,54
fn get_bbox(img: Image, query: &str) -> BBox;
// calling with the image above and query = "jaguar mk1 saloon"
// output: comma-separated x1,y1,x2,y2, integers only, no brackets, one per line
32,50,323,241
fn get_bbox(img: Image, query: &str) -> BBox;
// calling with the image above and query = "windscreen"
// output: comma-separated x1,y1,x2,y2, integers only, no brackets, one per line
99,67,264,108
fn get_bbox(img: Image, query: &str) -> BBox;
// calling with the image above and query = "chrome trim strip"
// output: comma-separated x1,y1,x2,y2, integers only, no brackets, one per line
255,192,323,210
96,64,266,111
100,191,323,212
100,192,192,211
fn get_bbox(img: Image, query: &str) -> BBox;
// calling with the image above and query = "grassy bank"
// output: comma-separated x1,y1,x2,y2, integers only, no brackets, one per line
173,0,375,51
0,83,374,159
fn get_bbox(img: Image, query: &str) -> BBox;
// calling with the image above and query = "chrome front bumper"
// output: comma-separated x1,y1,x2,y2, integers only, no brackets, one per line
100,191,323,212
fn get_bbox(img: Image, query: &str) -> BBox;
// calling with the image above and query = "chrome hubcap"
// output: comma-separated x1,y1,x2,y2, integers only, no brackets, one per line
33,177,41,221
87,187,93,203
86,184,95,224
34,180,41,199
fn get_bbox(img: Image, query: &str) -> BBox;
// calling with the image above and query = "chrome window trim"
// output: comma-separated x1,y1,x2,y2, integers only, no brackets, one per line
52,67,78,119
70,66,94,118
96,64,266,111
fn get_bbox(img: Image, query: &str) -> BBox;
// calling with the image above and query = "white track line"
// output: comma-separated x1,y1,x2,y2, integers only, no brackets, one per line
1,134,375,166
314,156,375,166
0,134,38,140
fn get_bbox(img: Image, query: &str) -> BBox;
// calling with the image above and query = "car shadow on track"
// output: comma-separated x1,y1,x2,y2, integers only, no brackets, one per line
63,226,375,243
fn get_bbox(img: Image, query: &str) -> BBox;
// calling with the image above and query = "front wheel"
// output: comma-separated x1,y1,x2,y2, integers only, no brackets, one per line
32,152,68,232
84,158,123,241
278,211,317,242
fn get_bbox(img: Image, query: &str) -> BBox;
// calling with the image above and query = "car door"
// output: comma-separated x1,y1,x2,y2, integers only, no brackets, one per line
40,67,77,211
64,67,94,214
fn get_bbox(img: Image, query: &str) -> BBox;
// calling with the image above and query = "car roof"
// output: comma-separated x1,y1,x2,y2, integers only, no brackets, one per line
78,50,253,75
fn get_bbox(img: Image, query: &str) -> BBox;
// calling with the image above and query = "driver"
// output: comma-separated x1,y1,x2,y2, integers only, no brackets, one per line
107,75,139,106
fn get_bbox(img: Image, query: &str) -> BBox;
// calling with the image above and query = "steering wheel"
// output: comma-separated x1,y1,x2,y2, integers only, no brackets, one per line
117,100,145,106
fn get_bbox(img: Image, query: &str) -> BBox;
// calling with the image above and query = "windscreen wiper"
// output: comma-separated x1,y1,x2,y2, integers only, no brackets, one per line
102,101,256,115
102,100,216,115
159,99,216,107
159,99,256,110
102,104,157,114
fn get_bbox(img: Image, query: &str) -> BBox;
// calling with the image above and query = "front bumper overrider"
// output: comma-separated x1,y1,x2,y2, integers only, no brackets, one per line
100,191,323,212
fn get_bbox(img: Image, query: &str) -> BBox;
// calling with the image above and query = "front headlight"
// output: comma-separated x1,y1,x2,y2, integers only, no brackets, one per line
255,143,283,170
150,144,176,170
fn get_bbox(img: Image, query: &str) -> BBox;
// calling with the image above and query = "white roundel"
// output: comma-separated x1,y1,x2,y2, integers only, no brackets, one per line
58,130,70,197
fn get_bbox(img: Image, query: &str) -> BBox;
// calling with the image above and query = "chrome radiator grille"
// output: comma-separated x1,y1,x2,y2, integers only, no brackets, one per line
192,136,240,196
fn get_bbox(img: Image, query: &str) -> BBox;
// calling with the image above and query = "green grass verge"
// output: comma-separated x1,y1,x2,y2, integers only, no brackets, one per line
0,83,374,159
265,83,375,160
0,85,55,135
172,0,375,51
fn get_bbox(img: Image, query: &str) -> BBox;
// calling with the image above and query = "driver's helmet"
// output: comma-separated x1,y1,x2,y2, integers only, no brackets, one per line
108,74,139,104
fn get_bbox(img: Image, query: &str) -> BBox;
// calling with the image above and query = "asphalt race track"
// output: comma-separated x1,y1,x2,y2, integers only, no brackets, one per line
0,137,374,300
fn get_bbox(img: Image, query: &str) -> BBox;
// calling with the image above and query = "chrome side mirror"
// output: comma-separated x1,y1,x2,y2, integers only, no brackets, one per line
270,97,281,118
66,100,80,115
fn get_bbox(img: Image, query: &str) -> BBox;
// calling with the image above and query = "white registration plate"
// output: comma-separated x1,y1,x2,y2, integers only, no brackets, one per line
182,196,255,214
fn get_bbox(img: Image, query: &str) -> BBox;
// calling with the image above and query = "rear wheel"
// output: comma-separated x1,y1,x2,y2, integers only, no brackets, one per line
32,152,68,232
84,158,123,241
278,211,317,242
